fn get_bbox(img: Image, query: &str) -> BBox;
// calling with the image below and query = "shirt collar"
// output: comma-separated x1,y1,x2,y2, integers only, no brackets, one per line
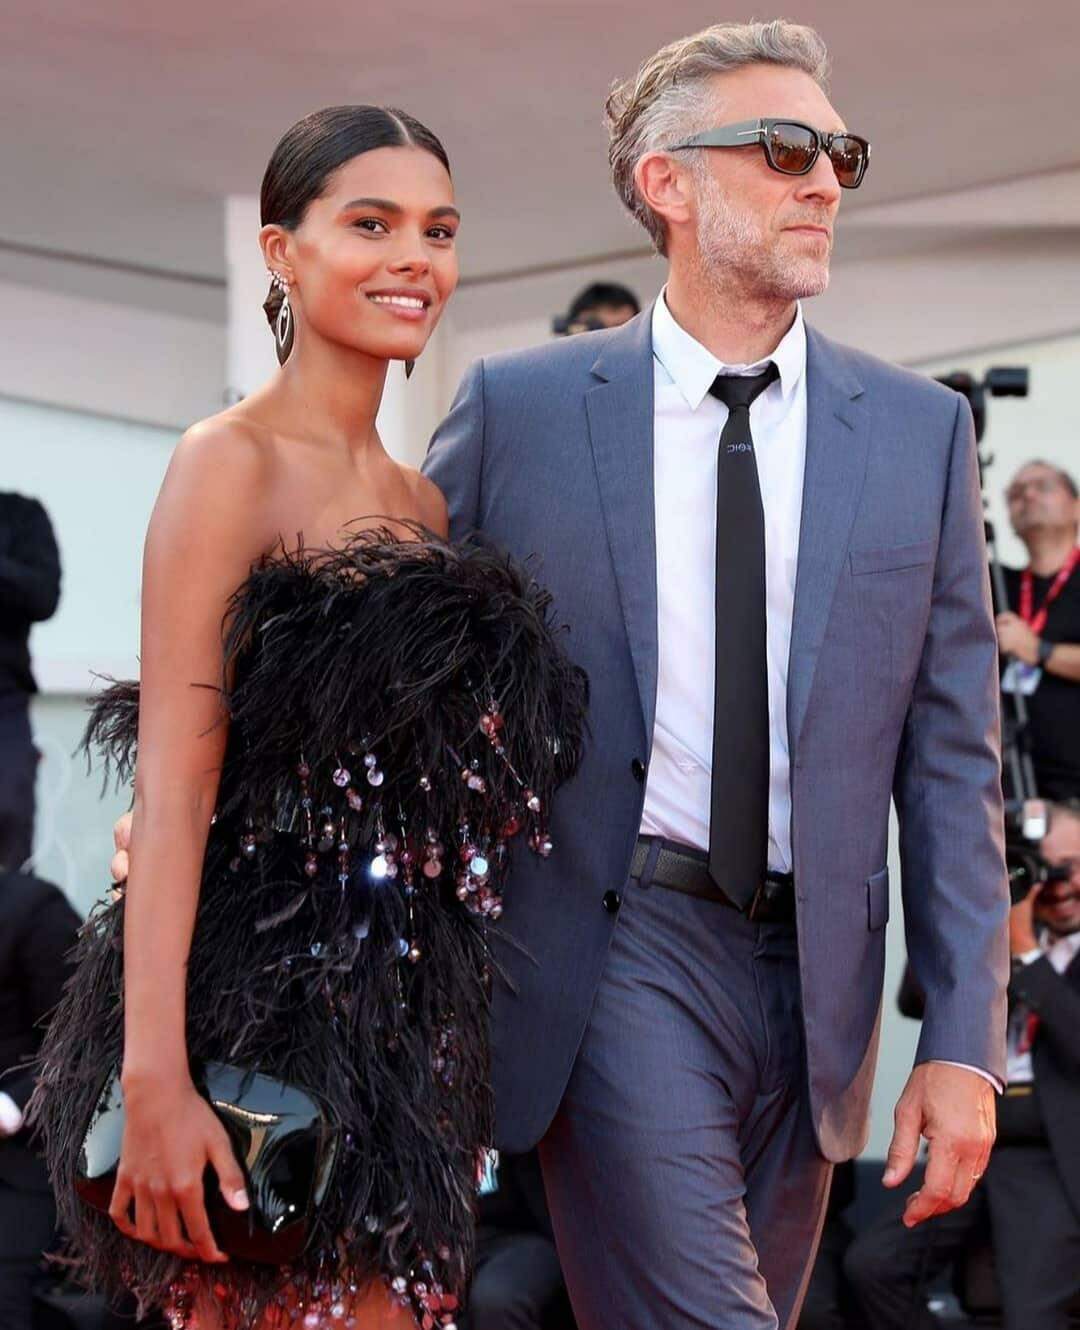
651,287,806,411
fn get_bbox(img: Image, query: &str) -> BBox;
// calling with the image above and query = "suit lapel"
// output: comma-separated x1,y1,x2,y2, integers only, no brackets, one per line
787,327,871,750
584,310,659,744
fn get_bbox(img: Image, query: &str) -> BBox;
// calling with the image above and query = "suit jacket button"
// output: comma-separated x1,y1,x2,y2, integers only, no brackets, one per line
630,758,646,783
603,890,622,914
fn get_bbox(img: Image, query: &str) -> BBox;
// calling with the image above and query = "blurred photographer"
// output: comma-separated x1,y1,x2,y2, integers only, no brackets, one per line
0,867,81,1328
997,460,1080,801
845,801,1080,1329
551,282,640,337
0,491,61,871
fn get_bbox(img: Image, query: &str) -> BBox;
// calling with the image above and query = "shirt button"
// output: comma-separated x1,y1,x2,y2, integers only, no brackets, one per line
602,890,622,914
631,758,646,784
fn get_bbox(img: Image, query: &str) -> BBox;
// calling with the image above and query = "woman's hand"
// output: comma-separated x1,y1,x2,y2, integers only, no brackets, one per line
110,1072,248,1263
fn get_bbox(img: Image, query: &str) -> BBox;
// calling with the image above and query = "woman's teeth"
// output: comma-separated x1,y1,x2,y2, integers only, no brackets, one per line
369,295,427,310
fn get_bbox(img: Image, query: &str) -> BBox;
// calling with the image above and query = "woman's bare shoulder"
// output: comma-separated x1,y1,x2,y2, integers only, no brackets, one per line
398,464,449,536
170,410,275,484
150,411,282,562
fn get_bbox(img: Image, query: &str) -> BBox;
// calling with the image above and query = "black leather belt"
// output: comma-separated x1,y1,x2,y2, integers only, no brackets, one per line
630,836,796,924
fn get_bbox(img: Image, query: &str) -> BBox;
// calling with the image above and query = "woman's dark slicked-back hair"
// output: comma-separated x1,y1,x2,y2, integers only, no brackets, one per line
261,104,451,230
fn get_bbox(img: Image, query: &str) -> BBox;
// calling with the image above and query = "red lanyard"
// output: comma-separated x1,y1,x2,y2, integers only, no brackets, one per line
1019,547,1080,635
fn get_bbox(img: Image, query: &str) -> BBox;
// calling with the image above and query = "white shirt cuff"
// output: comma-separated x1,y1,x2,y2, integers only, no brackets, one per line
932,1060,1004,1094
0,1091,25,1136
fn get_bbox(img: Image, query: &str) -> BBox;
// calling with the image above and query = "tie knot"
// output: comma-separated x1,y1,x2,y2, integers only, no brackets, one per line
709,363,779,412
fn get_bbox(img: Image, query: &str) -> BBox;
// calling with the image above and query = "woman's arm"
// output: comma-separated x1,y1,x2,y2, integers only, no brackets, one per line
113,419,274,1262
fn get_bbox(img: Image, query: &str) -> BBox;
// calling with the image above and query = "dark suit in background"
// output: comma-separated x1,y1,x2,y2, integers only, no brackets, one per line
0,869,81,1328
844,946,1080,1328
0,492,62,871
465,1151,572,1330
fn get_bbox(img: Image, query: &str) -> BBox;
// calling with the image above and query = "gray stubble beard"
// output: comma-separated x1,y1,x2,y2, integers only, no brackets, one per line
692,170,831,306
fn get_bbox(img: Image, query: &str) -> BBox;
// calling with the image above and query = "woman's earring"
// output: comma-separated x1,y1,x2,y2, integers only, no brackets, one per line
269,271,294,364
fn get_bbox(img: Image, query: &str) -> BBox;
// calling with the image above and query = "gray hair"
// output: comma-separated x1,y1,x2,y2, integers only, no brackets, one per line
605,20,830,254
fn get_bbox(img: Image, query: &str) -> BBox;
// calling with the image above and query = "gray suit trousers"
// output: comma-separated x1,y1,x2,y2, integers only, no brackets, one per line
538,869,832,1329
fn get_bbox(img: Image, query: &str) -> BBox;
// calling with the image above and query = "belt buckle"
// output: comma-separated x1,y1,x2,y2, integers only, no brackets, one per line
746,875,790,923
746,879,769,923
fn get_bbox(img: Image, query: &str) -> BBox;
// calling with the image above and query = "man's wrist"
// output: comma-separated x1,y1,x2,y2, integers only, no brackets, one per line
1037,637,1055,668
930,1060,1003,1091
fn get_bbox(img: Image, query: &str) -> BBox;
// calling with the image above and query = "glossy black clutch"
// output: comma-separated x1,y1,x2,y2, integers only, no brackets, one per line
75,1062,340,1264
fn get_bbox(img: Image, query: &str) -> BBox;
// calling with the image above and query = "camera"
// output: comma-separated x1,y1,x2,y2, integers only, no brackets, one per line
1006,840,1071,905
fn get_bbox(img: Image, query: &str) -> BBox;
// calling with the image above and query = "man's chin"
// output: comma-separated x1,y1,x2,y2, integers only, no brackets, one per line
768,259,830,302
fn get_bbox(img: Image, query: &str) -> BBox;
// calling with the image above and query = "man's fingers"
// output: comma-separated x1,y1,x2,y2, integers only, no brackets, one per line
109,849,130,884
903,1138,961,1227
113,812,133,853
883,1102,921,1187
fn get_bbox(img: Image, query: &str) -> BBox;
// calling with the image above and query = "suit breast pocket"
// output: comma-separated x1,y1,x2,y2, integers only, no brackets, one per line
849,542,935,692
849,540,935,576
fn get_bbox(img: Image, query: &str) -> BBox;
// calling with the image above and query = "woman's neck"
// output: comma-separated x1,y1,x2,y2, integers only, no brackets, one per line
266,332,391,456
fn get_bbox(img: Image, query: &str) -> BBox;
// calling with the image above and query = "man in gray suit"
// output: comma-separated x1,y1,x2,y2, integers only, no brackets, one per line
424,19,1009,1330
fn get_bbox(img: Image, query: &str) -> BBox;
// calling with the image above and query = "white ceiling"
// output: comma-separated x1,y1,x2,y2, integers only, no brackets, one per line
3,0,1077,301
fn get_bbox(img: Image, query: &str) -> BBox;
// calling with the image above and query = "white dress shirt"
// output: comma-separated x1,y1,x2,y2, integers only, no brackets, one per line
641,290,806,873
638,292,999,1089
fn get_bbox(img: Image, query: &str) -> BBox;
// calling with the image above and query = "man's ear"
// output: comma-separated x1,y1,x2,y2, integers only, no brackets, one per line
634,151,694,238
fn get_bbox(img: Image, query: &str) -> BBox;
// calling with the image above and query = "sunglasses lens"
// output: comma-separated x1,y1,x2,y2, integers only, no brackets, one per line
767,122,818,174
830,135,868,188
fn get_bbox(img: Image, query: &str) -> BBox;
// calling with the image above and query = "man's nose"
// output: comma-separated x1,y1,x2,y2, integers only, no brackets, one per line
795,149,842,208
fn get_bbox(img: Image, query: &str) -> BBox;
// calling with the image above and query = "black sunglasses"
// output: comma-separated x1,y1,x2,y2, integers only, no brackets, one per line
670,118,871,189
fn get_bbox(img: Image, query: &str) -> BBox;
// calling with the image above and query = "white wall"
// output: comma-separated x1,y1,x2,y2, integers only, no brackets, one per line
4,395,176,911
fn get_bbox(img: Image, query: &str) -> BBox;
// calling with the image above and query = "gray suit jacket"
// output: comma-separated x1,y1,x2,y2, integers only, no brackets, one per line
423,306,1009,1161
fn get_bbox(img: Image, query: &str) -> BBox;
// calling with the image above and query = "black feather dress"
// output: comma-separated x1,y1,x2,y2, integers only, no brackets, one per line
32,527,588,1329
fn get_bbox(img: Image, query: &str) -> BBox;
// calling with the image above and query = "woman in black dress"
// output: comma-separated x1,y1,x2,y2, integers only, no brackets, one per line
33,106,586,1330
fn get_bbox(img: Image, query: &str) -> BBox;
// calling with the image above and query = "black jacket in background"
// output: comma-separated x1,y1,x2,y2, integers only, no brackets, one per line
1010,945,1080,1217
0,492,61,700
0,869,81,1192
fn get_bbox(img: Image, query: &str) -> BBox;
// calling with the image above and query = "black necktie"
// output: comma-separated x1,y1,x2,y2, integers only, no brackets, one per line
708,364,779,907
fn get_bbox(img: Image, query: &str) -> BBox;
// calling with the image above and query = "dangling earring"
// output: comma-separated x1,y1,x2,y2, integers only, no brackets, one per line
269,271,294,364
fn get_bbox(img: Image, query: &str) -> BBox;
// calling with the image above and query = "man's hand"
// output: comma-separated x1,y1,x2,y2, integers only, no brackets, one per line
995,611,1040,665
884,1063,995,1227
111,811,133,884
1009,881,1042,956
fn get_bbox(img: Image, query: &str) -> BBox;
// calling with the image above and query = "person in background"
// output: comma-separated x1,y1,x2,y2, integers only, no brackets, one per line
552,281,640,336
844,801,1080,1330
465,1150,572,1330
0,491,62,872
0,867,81,1329
997,460,1080,801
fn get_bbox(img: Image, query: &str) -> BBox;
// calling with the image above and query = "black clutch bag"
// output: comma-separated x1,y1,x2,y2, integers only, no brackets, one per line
75,1062,340,1264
